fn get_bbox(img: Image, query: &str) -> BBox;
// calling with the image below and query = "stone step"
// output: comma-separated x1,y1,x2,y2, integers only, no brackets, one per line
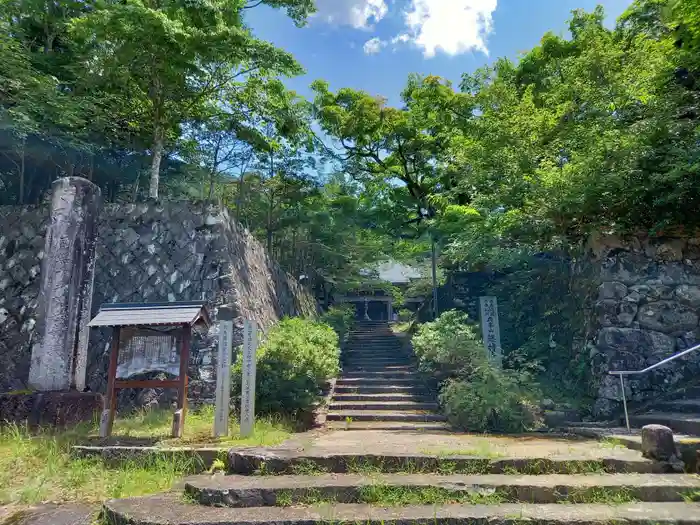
342,353,409,359
327,410,447,422
629,412,700,436
332,393,435,403
341,370,418,379
103,495,700,525
334,384,427,394
325,420,452,431
184,472,700,507
342,365,415,373
341,356,413,368
226,449,667,475
329,401,438,411
651,398,700,414
336,377,420,385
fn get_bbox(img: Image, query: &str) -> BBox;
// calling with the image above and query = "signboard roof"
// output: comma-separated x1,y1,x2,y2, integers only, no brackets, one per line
88,301,211,328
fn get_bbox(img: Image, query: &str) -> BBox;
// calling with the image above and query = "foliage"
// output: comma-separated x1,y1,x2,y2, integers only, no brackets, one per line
396,308,413,322
412,310,487,380
412,310,541,433
440,374,541,434
231,318,340,414
486,258,597,407
320,304,356,341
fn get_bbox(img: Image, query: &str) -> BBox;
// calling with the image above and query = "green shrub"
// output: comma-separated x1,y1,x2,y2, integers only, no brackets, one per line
320,304,356,341
231,318,340,414
396,308,413,322
412,310,541,433
412,310,486,380
440,371,541,433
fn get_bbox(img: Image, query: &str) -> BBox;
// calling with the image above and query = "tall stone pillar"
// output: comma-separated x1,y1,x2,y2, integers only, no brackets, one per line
28,177,101,392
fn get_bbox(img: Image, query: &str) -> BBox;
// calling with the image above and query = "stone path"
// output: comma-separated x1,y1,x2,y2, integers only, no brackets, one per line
86,322,700,524
104,427,700,524
327,321,448,431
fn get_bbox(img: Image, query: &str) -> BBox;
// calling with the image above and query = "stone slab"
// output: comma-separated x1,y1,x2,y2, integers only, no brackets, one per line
70,445,224,472
630,413,700,436
103,494,700,525
325,421,452,431
185,472,700,506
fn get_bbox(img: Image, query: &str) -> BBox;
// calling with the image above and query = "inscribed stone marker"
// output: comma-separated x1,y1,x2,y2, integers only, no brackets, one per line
479,296,503,367
214,306,234,437
28,177,101,391
240,319,258,438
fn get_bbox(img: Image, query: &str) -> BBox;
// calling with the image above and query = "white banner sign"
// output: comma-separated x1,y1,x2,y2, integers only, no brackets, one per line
240,319,258,438
214,307,234,437
479,296,502,367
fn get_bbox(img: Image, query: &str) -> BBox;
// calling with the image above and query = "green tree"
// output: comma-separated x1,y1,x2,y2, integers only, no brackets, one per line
70,0,315,199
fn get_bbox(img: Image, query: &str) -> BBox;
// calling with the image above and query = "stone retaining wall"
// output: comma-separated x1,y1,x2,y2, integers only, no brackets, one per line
589,234,700,416
0,201,316,407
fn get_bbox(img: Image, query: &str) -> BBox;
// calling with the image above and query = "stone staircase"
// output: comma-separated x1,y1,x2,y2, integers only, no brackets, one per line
327,321,449,431
628,385,700,436
103,447,700,524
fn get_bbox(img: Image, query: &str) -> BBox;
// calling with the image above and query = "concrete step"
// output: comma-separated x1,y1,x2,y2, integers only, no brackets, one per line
325,420,452,431
334,384,427,394
184,472,700,507
329,401,439,411
327,410,447,422
104,495,700,525
651,398,700,414
226,448,669,475
341,356,413,368
341,370,418,379
332,393,435,403
629,412,700,436
336,377,420,385
342,365,415,373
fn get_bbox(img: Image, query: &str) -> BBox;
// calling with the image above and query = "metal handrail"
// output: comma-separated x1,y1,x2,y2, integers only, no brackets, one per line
609,342,700,432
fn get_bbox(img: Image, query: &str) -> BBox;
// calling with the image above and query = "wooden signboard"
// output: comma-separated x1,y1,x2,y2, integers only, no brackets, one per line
89,302,210,438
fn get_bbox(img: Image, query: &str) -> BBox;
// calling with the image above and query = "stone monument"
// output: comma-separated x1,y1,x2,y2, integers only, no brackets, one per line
19,177,103,426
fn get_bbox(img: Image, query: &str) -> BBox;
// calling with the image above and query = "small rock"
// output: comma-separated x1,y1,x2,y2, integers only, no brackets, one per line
641,424,677,461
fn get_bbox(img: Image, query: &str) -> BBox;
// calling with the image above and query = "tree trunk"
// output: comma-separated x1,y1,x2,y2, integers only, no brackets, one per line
235,175,244,221
149,127,164,199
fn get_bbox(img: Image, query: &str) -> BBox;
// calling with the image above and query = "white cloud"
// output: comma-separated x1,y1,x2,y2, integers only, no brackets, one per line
363,37,386,54
402,0,497,57
314,0,388,29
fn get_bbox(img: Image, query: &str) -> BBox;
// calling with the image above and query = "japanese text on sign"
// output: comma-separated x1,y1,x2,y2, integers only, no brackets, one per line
479,296,502,367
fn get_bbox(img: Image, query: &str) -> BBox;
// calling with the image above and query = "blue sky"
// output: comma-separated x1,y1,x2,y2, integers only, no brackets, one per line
245,0,634,107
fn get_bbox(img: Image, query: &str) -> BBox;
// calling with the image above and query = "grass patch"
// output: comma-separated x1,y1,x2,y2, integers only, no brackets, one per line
0,407,294,505
599,437,626,450
683,490,700,503
357,484,506,506
109,405,293,447
289,460,331,476
421,442,505,459
561,487,638,504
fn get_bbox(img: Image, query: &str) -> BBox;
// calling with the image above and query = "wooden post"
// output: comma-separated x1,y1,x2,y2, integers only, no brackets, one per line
100,326,121,438
172,324,191,438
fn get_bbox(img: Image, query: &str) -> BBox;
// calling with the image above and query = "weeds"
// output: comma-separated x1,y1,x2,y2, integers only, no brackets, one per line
357,484,507,506
289,459,331,476
0,407,293,505
561,487,638,504
599,438,626,450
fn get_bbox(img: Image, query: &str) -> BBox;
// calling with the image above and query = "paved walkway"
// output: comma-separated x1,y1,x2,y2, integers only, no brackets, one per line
276,428,653,461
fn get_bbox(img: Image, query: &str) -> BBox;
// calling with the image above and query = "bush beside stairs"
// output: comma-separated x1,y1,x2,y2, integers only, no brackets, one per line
327,321,448,431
